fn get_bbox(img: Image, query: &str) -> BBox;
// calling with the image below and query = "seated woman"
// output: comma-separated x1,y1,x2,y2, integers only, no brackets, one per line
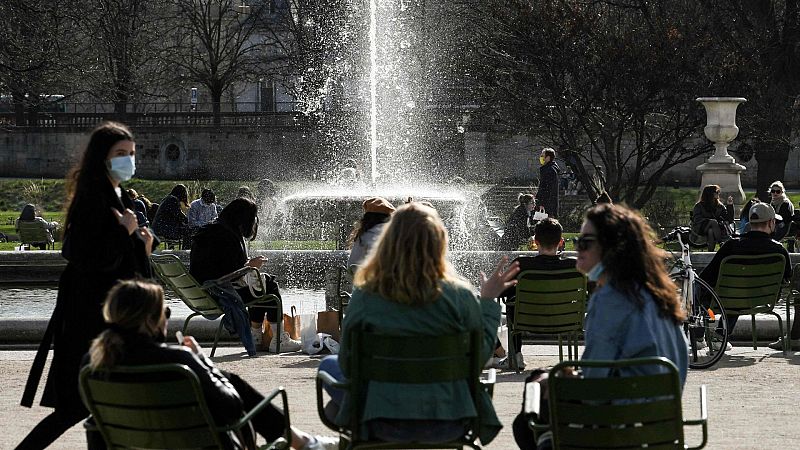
512,203,688,450
318,202,519,445
152,184,189,242
768,180,794,241
346,197,395,267
691,184,734,251
191,198,300,354
16,204,59,249
84,279,336,450
498,193,535,251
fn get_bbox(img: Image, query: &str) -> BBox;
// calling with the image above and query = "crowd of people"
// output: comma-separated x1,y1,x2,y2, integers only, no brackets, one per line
14,121,800,450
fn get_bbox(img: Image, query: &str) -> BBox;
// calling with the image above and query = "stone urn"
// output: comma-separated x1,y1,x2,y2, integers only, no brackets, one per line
696,97,747,204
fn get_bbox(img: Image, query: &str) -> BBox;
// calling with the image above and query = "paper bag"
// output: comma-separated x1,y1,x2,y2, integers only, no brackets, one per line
317,311,340,342
264,306,301,344
300,313,323,354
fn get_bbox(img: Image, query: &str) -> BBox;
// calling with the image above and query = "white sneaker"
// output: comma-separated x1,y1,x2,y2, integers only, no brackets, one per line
269,331,302,353
250,326,263,348
301,435,339,450
711,340,732,352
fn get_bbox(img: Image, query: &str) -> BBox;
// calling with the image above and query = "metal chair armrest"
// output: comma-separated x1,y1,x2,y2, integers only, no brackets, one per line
684,385,708,450
315,371,350,432
224,387,291,446
213,266,258,285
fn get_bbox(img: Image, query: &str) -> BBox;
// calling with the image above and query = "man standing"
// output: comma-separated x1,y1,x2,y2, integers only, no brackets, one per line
536,147,560,218
699,202,793,350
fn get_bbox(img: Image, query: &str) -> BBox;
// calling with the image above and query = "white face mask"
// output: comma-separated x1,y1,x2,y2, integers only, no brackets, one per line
108,155,135,182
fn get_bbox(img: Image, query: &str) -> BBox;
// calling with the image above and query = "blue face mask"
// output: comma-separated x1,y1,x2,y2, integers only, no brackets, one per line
586,261,605,282
108,155,135,182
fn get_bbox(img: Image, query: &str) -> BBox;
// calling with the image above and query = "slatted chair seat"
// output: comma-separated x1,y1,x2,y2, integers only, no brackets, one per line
510,269,587,370
714,253,787,352
80,363,290,450
17,220,54,250
525,357,708,450
150,253,284,356
316,330,494,449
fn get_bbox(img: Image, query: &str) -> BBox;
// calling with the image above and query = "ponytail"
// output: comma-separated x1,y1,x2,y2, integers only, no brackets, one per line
89,329,125,370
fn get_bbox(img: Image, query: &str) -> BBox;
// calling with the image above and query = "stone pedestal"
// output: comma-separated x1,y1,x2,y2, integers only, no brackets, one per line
696,161,747,204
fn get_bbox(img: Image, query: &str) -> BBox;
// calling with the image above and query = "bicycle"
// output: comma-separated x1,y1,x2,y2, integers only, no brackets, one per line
662,227,729,369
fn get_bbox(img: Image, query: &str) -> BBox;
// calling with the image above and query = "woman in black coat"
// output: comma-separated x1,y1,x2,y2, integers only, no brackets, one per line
18,122,155,449
691,184,734,251
152,183,189,241
498,193,535,251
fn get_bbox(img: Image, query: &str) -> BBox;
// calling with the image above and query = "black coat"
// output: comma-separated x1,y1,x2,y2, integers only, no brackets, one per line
537,161,560,218
152,194,188,240
21,184,152,413
498,206,532,251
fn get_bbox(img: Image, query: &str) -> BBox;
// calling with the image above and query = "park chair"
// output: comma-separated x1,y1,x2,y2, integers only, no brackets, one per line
79,363,290,450
714,253,787,352
509,269,587,370
334,265,358,326
315,330,495,449
16,220,54,250
783,263,800,351
525,357,708,450
150,253,283,356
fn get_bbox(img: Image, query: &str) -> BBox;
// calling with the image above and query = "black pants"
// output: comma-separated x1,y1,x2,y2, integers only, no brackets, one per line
15,406,89,449
224,371,287,442
248,306,278,324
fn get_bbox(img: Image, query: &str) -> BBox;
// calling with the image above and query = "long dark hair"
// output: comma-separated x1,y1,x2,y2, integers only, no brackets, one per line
19,204,36,221
218,197,258,241
348,212,390,247
585,204,685,324
698,185,722,211
170,184,189,206
65,122,134,229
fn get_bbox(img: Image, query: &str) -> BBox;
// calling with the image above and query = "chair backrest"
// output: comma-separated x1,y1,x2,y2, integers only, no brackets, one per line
715,253,786,312
79,363,226,449
548,357,685,449
150,253,223,317
17,220,52,245
346,330,482,437
514,269,587,334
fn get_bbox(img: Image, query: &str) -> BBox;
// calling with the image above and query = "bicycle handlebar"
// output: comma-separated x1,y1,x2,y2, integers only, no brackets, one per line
660,226,692,243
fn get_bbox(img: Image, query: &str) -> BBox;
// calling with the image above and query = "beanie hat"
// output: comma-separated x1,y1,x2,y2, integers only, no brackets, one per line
363,197,395,215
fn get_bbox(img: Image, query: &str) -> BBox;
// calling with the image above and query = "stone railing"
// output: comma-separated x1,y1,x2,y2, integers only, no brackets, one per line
0,111,310,130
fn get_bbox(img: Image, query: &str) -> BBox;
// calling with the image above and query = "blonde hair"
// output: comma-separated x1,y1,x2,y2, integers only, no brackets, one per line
354,202,465,305
89,280,166,370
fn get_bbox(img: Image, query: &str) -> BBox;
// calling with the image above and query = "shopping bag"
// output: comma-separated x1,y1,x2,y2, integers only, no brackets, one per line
264,306,301,344
317,311,340,342
497,324,509,354
300,313,323,354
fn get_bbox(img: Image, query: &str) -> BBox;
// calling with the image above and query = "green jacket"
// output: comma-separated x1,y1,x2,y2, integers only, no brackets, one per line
336,280,503,444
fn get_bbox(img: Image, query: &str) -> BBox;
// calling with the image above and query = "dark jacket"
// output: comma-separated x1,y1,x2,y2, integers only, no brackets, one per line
771,198,794,240
22,184,152,413
537,161,560,218
152,194,188,240
80,332,242,426
498,205,532,251
700,231,792,289
691,202,734,235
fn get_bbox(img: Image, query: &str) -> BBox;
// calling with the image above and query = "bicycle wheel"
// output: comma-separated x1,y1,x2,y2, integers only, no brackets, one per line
671,272,728,369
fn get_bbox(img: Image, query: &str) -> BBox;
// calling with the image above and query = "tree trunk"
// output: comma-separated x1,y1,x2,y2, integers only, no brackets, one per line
754,142,790,202
211,89,222,126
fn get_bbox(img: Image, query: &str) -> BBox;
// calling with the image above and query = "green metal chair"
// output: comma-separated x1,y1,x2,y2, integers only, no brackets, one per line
315,330,494,449
525,357,708,450
79,363,290,450
150,253,283,356
16,220,55,250
783,263,800,351
714,253,787,352
510,269,587,370
334,265,358,326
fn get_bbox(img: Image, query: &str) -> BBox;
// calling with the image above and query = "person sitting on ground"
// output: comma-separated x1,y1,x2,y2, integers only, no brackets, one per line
493,218,576,370
84,279,337,450
125,188,149,227
188,188,220,230
512,203,689,450
191,198,301,354
699,202,792,351
498,193,535,251
318,202,519,445
768,181,794,241
691,184,734,251
152,184,189,242
16,204,60,249
346,197,395,268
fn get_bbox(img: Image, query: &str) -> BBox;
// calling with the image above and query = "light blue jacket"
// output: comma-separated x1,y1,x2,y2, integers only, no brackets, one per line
582,282,689,386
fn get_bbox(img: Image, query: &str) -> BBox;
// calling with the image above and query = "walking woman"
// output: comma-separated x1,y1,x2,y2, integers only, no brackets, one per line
18,122,155,449
691,184,734,251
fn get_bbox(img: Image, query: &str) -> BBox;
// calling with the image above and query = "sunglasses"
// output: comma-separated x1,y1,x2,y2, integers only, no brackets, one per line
771,189,783,194
572,234,598,251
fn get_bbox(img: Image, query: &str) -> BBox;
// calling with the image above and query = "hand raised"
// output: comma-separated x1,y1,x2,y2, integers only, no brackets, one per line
112,208,138,234
479,256,520,300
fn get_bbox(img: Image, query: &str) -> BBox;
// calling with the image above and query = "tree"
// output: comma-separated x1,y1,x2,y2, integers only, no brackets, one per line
475,0,727,208
169,0,273,121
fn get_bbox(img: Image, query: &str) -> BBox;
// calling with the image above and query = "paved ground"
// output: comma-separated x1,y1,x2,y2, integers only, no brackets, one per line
1,344,798,449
